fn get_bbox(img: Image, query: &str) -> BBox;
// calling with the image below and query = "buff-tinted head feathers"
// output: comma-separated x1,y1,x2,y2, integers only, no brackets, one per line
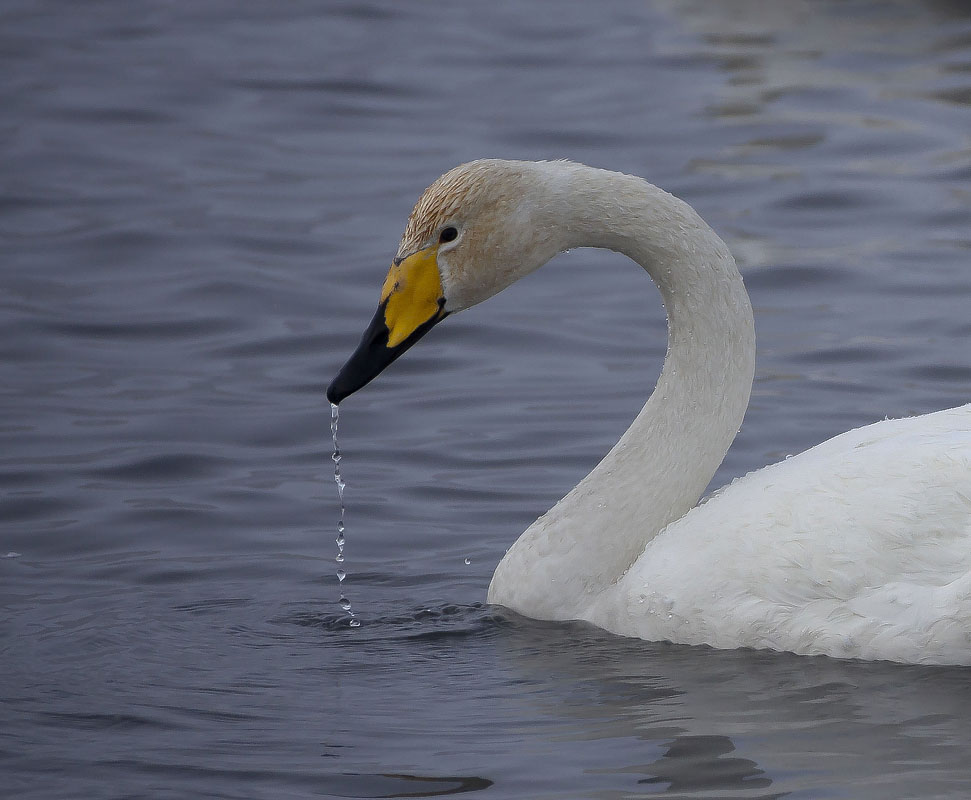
396,159,567,312
397,160,523,258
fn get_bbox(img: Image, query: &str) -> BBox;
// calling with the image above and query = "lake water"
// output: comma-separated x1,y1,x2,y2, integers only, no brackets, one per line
3,1,971,797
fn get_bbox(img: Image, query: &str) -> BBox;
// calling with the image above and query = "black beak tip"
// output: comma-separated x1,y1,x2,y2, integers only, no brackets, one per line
327,302,448,408
325,379,345,406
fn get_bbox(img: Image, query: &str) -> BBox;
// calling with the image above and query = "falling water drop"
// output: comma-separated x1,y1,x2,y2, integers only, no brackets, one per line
331,402,356,625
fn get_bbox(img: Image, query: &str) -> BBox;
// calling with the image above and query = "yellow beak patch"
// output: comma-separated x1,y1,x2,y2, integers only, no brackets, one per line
380,246,445,347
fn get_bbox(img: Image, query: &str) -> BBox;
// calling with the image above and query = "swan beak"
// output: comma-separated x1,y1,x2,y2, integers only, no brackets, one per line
327,246,448,404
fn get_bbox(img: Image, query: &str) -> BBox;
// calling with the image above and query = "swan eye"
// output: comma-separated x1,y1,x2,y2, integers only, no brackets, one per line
439,226,458,243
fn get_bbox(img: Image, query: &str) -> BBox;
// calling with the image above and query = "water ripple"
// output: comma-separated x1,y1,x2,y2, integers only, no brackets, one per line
3,1,971,798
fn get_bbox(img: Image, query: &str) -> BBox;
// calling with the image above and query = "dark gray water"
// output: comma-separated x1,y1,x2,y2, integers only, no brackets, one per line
3,1,971,797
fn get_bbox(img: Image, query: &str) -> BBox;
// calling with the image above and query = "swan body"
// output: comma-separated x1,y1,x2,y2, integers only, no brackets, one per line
328,159,971,665
587,406,971,664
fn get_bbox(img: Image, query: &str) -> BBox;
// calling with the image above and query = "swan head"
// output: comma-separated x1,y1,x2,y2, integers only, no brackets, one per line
327,159,565,404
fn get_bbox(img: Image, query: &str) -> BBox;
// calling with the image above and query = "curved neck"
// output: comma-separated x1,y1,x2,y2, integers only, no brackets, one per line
489,165,756,619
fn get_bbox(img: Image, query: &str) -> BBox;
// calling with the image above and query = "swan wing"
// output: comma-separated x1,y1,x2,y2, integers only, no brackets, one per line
593,404,971,664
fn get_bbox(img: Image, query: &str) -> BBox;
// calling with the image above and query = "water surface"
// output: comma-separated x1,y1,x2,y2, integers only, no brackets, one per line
2,1,971,797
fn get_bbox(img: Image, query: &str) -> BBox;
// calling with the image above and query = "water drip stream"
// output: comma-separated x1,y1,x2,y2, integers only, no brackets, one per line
331,403,359,627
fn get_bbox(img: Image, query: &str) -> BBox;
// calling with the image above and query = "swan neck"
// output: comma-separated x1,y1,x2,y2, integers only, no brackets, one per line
489,166,756,620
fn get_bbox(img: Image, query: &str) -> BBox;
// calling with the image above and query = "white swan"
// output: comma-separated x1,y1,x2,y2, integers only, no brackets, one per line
327,159,971,665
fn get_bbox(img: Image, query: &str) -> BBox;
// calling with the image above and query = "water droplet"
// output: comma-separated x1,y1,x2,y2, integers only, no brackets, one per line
331,402,357,622
464,557,471,565
349,619,361,628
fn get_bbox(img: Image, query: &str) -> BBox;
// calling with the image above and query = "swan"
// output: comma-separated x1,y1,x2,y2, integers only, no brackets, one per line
327,159,971,665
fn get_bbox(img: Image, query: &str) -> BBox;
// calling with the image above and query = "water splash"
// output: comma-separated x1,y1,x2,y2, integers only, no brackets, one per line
331,403,358,628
